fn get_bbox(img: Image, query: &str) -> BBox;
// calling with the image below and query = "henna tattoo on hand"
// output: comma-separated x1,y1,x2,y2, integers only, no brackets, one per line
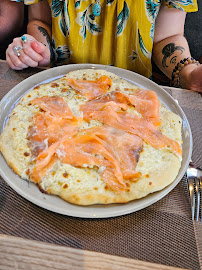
162,43,184,68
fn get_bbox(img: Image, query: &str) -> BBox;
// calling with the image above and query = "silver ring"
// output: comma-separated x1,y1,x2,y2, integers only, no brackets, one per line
13,46,23,57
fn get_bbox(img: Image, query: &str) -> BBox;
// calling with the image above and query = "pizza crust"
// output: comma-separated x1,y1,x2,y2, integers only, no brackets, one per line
0,69,183,205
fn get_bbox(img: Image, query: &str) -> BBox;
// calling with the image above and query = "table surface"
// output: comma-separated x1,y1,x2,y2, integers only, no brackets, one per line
0,60,201,270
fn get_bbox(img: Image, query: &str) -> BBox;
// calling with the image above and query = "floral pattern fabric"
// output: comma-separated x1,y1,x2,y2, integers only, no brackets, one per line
13,0,198,78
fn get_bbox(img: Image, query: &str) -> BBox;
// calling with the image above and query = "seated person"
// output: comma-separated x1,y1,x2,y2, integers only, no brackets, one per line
0,0,24,59
5,0,202,92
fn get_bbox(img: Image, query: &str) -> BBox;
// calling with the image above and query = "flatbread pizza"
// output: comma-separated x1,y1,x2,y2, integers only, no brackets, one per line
0,69,183,205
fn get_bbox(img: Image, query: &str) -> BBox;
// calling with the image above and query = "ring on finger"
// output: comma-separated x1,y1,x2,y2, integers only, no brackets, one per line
21,35,32,44
13,46,23,57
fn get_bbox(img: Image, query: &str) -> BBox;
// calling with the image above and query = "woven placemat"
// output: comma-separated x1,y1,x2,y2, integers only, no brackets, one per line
0,176,200,270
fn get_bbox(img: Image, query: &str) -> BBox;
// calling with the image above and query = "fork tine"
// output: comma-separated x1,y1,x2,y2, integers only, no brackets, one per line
188,178,195,220
195,178,200,221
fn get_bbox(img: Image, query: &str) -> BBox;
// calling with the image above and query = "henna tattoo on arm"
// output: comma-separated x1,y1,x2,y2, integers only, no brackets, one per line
170,56,177,65
162,43,184,68
36,25,52,46
34,24,57,66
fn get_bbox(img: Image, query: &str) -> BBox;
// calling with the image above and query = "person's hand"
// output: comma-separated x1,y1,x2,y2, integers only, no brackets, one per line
180,64,202,93
188,65,202,92
6,34,51,70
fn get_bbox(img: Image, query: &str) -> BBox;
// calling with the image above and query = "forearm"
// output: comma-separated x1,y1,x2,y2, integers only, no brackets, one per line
153,35,199,88
26,0,53,66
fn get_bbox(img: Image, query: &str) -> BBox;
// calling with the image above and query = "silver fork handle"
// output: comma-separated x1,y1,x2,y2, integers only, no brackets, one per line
188,178,195,220
195,178,200,221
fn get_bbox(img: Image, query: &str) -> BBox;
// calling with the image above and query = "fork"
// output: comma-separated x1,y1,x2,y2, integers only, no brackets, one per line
186,162,202,221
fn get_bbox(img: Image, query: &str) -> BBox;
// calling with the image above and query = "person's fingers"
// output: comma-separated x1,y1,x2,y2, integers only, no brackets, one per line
190,65,202,92
22,40,44,63
6,35,51,70
6,52,18,70
6,36,42,69
6,43,29,70
31,41,51,66
18,49,41,68
6,51,29,70
18,35,44,65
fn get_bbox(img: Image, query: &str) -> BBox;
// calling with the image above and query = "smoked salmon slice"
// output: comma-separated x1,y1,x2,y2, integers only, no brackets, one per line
30,142,60,183
28,113,77,157
85,126,143,180
81,90,160,124
125,89,160,120
81,94,182,156
65,75,112,100
31,96,75,119
30,126,143,191
28,96,78,157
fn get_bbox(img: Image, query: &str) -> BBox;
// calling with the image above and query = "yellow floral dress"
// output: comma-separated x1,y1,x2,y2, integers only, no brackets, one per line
15,0,198,78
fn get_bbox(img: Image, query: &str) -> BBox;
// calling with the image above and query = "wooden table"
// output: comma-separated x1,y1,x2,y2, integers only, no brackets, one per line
0,60,201,270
